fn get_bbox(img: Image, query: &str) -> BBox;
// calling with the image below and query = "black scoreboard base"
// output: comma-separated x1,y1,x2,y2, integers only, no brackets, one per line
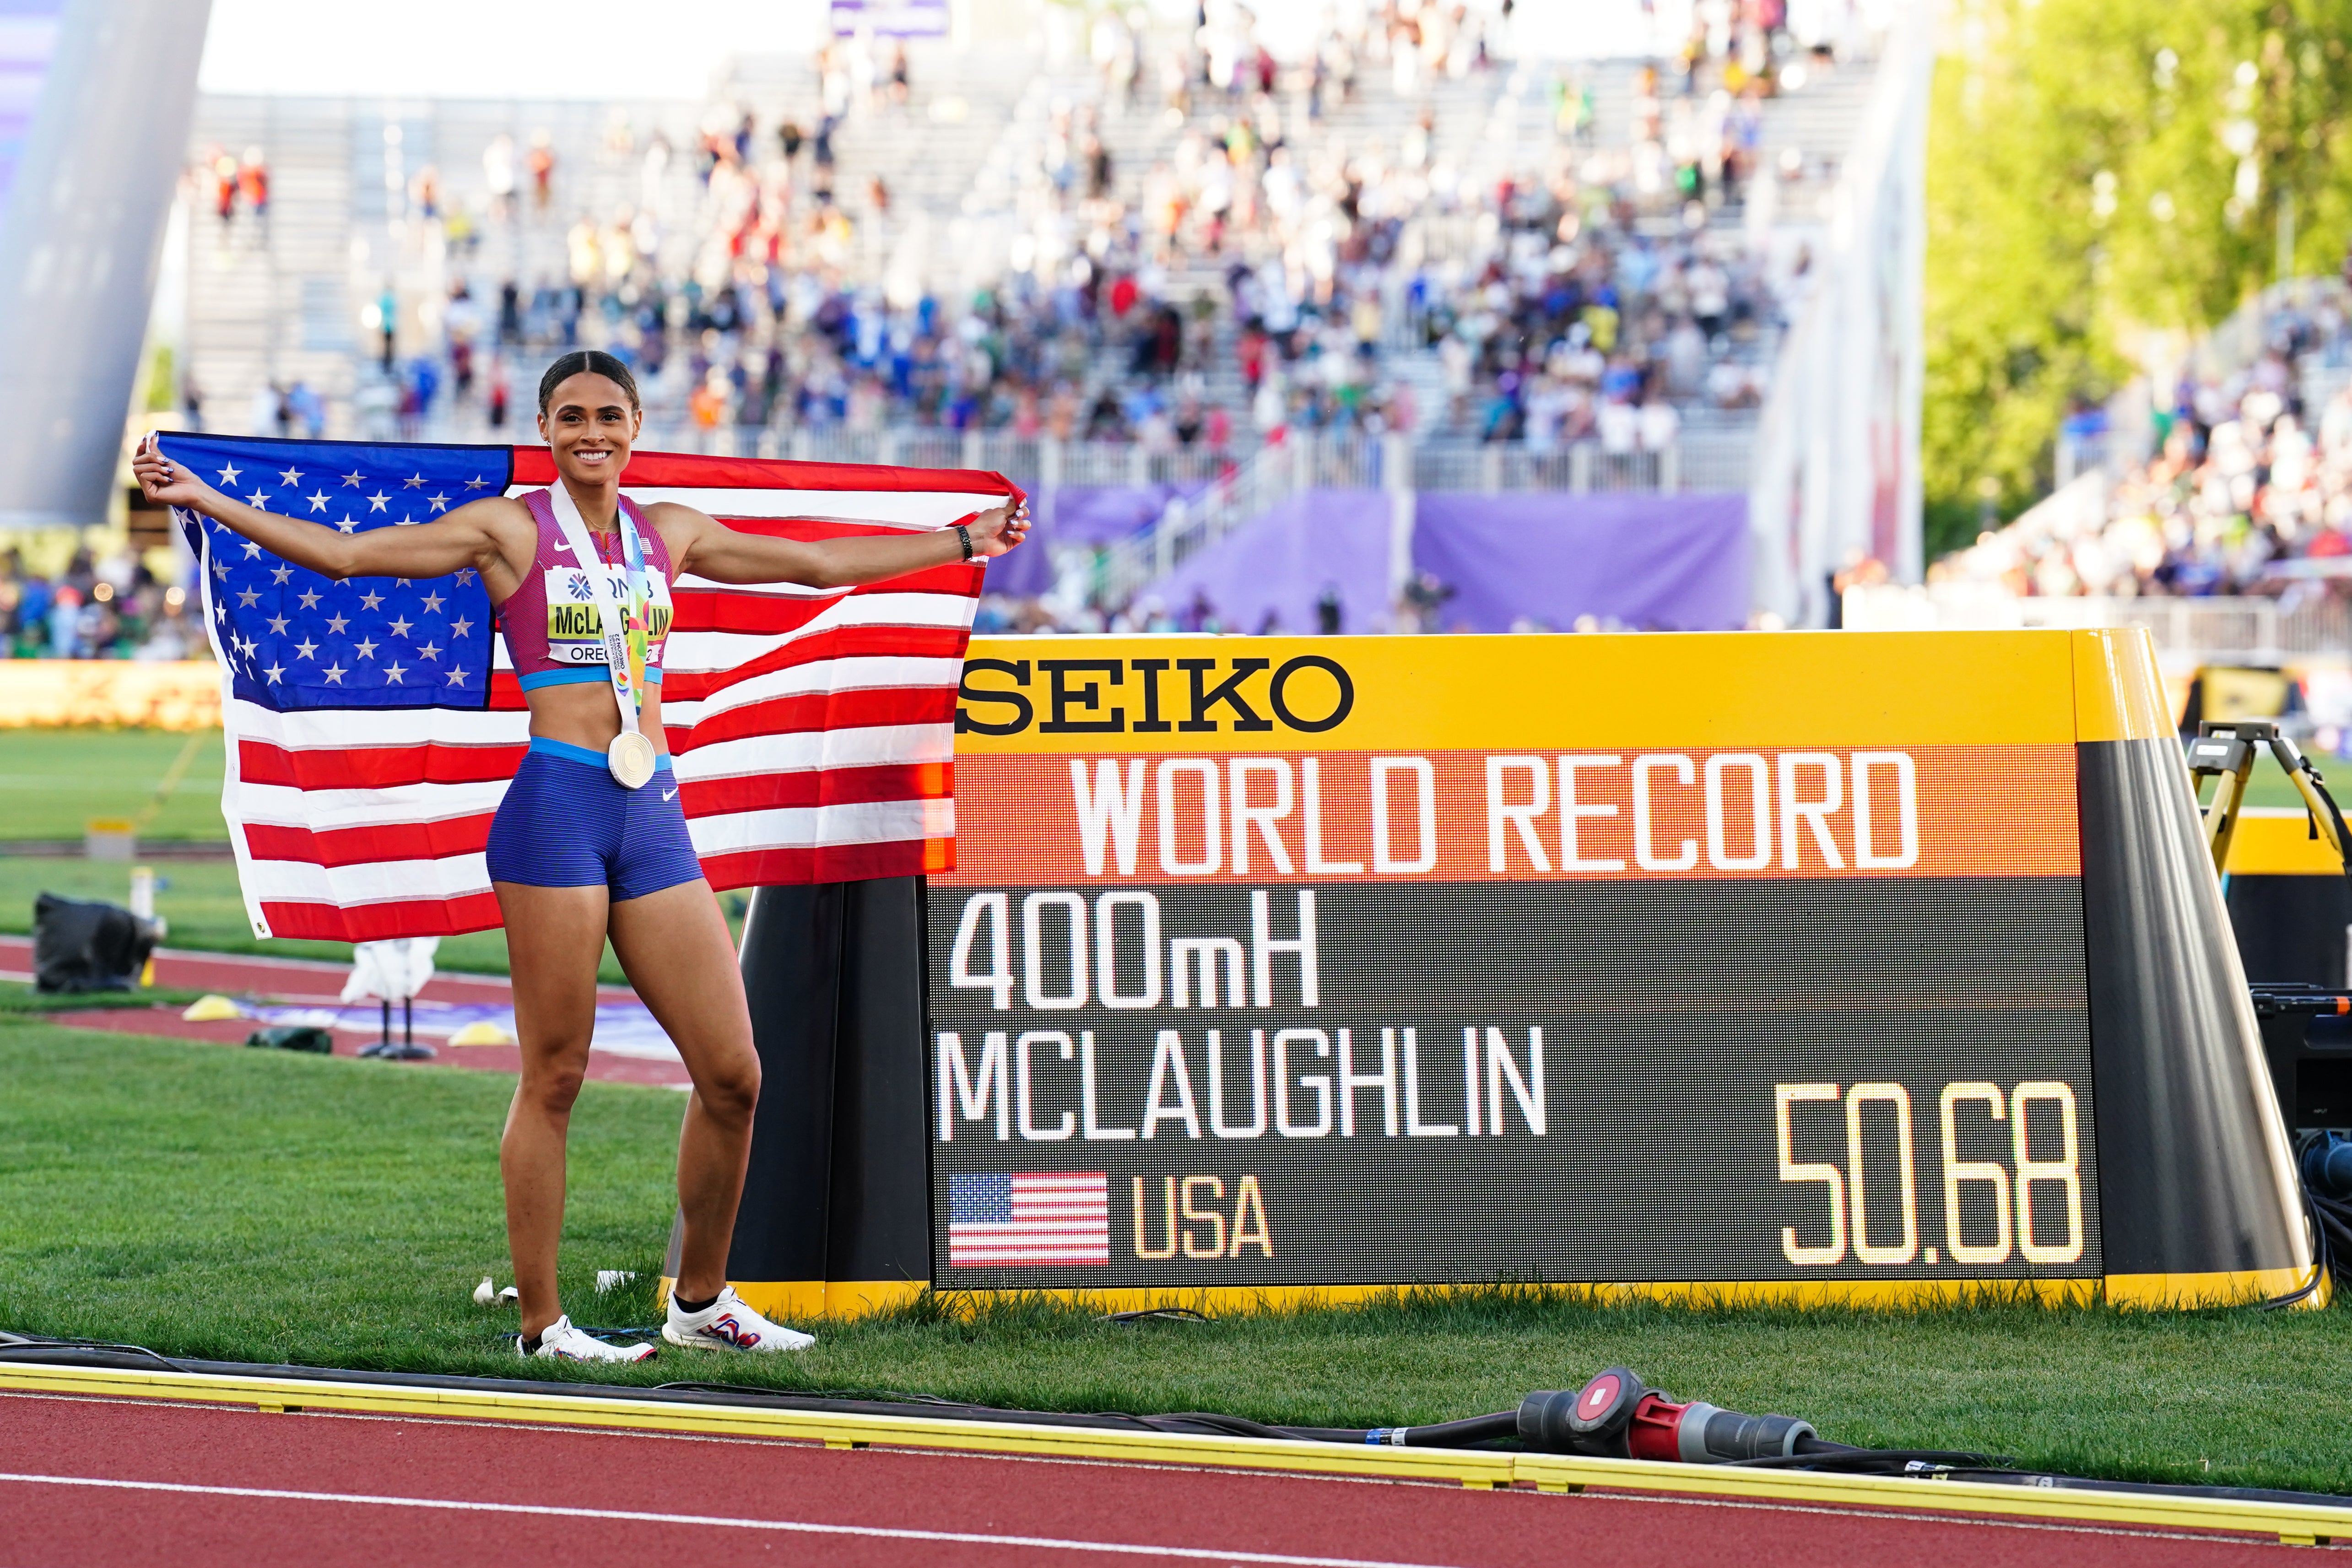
705,631,2320,1318
663,876,934,1322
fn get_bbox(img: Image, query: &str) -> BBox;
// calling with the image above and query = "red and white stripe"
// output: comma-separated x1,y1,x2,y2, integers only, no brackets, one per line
215,447,1009,941
948,1173,1113,1268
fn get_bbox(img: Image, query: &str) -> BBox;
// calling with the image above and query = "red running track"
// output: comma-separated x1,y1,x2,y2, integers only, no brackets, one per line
0,935,689,1088
0,1391,2308,1567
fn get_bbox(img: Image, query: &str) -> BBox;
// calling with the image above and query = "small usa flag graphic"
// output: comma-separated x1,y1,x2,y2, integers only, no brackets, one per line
948,1172,1110,1267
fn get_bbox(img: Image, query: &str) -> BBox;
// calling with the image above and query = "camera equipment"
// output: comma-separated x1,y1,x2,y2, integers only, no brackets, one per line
31,892,161,994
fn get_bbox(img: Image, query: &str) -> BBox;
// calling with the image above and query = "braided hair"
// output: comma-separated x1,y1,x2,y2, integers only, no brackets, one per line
536,349,641,416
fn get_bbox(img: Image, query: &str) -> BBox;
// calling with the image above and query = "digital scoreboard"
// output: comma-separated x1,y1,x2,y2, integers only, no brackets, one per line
922,631,2314,1307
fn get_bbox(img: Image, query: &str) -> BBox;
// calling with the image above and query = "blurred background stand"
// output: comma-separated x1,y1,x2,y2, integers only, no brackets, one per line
347,936,439,1060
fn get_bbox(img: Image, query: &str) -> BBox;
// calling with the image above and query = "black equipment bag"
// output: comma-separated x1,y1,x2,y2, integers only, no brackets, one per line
32,892,162,994
245,1025,333,1054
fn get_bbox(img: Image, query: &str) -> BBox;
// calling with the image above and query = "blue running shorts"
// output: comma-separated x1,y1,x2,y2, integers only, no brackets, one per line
485,737,704,901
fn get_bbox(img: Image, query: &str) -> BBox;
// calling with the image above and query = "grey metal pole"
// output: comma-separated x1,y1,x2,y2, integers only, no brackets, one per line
0,0,214,528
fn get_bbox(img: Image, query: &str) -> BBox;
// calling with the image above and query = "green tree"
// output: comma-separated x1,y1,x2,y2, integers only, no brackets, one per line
1924,0,2352,558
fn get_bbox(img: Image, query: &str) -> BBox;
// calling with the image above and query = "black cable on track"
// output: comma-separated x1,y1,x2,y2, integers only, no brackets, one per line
1729,1448,2006,1471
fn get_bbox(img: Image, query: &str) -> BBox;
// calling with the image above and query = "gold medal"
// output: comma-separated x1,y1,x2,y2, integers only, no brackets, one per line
607,730,657,790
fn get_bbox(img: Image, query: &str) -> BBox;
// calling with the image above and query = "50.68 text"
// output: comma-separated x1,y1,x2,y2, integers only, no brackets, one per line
1776,1081,2083,1267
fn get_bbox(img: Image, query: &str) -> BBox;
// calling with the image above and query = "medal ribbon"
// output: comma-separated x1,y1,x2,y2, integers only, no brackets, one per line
544,484,647,742
614,501,652,713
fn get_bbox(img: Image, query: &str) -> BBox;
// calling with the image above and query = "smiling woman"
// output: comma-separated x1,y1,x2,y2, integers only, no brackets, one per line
128,351,1032,1365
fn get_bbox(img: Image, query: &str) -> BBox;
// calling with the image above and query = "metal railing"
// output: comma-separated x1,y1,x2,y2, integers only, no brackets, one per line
2106,596,2352,660
427,418,1753,497
421,417,1758,610
1098,440,1313,608
1844,587,2352,660
1409,440,1713,494
2053,432,2110,491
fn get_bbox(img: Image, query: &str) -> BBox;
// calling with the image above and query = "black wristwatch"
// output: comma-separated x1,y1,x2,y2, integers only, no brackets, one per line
955,523,974,561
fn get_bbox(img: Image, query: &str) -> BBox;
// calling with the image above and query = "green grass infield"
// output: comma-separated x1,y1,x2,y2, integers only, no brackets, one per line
3,1015,2351,1495
0,727,229,842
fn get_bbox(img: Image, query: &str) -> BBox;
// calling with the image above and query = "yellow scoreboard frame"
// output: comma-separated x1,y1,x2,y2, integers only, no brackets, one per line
726,628,2317,1317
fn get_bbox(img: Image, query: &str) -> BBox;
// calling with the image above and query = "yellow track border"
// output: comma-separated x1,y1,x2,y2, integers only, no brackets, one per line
3,1363,2348,1546
719,1269,2327,1323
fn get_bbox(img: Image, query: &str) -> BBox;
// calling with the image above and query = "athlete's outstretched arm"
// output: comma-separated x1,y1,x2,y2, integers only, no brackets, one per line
131,435,528,585
663,497,1031,589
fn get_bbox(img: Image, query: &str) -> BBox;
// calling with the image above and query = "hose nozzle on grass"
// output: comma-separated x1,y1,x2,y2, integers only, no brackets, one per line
1518,1368,1816,1461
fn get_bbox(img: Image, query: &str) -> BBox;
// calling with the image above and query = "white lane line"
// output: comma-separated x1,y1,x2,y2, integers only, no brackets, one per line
0,1473,1472,1567
0,1410,2284,1549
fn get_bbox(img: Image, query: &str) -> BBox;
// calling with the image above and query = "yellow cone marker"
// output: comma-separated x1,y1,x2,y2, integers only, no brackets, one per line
182,995,242,1022
447,1021,514,1047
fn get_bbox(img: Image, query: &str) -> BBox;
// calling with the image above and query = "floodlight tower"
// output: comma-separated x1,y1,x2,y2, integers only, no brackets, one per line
0,0,212,530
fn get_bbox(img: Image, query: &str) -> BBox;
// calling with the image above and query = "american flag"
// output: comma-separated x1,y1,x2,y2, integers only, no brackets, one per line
947,1172,1111,1268
157,433,1011,942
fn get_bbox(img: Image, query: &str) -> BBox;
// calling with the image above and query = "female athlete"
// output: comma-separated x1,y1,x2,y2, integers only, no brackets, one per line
133,351,1029,1362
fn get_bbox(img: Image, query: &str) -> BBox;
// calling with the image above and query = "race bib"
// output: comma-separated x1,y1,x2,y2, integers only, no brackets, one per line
544,565,672,665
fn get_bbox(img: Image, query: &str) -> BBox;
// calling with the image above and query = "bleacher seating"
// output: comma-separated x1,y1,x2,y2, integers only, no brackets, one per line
163,9,1893,628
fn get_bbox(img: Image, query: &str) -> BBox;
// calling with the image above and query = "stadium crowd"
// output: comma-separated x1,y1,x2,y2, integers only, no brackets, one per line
1938,291,2352,600
227,3,1846,453
144,6,1889,649
0,546,202,661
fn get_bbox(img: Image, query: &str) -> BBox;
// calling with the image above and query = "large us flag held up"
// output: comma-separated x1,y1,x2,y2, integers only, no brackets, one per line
157,434,1012,943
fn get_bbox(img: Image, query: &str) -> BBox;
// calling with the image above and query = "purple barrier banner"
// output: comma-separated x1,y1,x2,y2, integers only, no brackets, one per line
983,483,1211,599
982,525,1057,599
987,487,1751,630
1410,491,1749,632
1147,490,1393,634
1047,484,1202,543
